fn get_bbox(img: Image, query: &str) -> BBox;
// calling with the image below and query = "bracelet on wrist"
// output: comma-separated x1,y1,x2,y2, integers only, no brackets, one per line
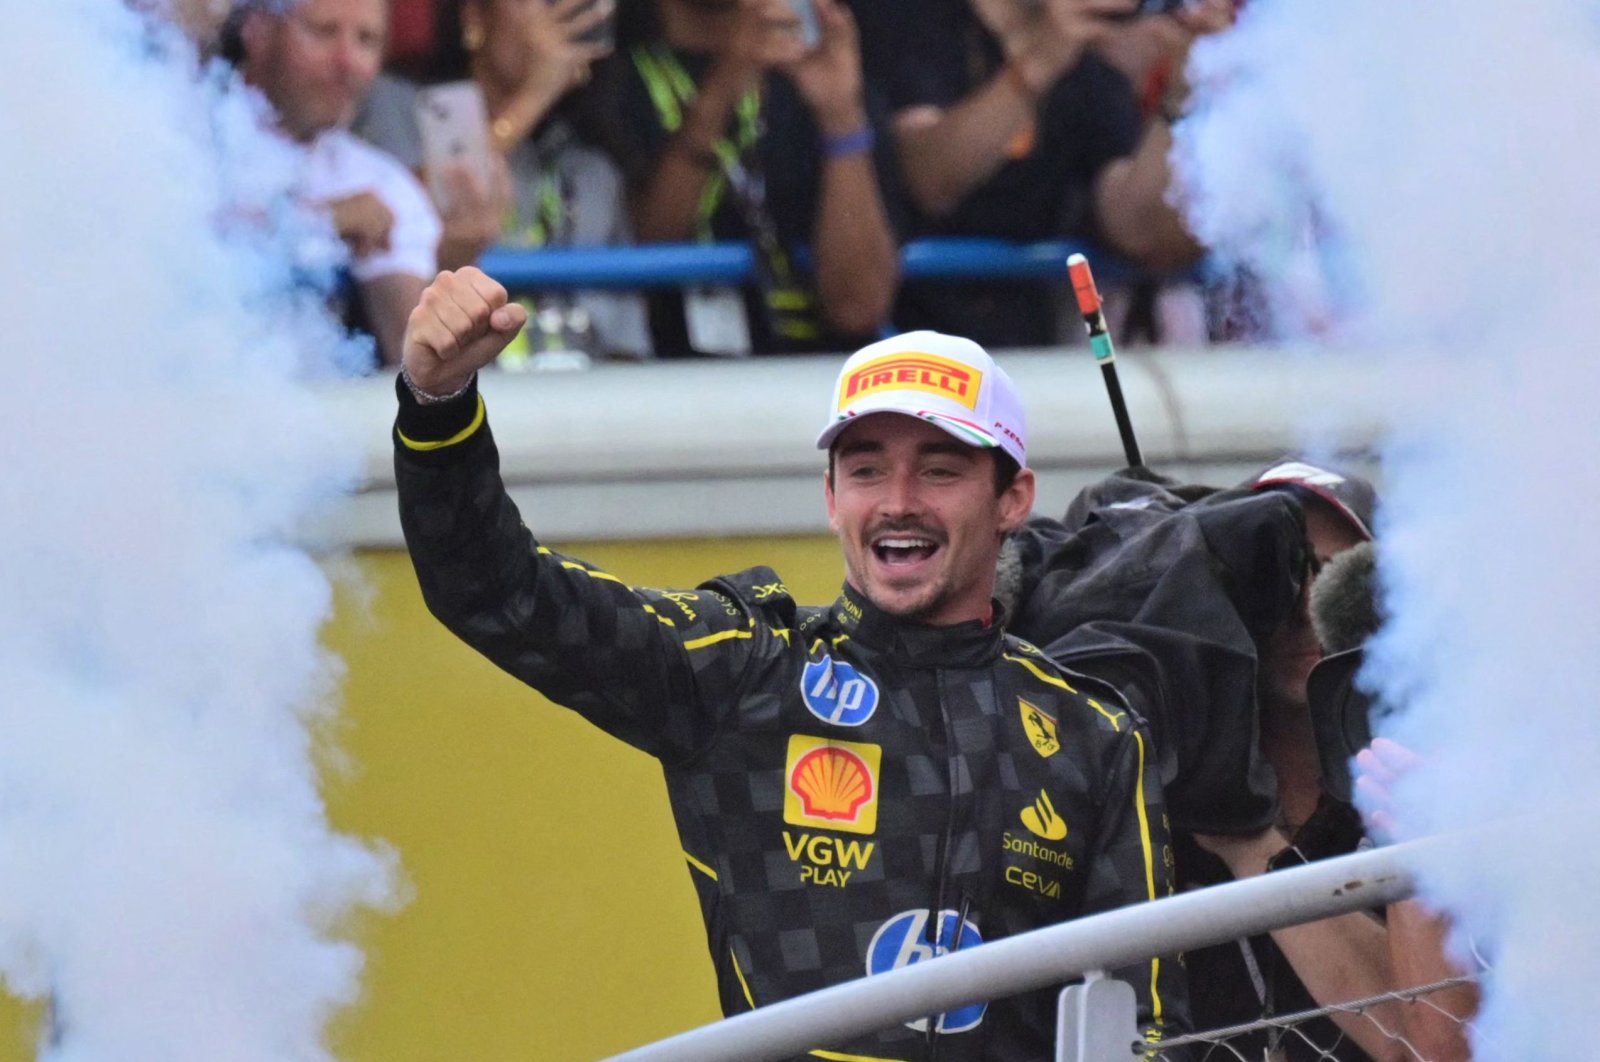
821,126,874,160
400,364,475,406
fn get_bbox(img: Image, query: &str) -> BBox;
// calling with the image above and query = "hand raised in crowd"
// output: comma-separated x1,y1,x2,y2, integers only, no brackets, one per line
326,191,396,259
980,0,1139,95
478,0,615,152
401,268,528,396
1353,736,1424,845
715,0,816,86
517,0,615,100
434,158,514,272
782,0,868,135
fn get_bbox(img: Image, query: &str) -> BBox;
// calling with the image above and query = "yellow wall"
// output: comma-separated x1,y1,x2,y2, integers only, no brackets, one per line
325,536,844,1061
0,535,844,1062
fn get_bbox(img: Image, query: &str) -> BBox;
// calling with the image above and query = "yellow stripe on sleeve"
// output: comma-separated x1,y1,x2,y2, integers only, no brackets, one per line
1085,697,1125,730
683,628,754,651
1003,653,1085,696
730,949,756,1010
1132,729,1163,1023
683,850,717,881
395,394,486,451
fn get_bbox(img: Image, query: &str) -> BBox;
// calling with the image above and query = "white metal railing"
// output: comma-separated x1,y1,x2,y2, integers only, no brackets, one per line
607,840,1428,1062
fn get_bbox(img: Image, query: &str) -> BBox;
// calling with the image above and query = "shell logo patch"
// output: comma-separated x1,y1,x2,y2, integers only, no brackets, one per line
1021,790,1067,841
784,734,881,835
1019,698,1060,758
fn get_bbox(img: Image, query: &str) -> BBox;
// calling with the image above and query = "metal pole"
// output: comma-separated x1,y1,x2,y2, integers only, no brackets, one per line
607,840,1427,1062
1067,253,1143,468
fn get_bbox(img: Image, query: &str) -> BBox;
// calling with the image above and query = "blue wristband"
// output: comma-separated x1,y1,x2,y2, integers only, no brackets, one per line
822,127,874,159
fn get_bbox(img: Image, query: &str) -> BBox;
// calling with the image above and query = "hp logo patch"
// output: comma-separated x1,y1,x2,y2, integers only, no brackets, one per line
800,655,879,726
865,910,986,1033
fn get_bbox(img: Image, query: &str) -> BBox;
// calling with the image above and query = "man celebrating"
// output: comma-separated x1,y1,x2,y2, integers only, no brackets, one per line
235,0,440,366
392,268,1185,1059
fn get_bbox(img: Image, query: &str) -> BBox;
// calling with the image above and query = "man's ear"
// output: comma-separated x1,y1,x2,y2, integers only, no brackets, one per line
823,468,840,533
997,467,1036,534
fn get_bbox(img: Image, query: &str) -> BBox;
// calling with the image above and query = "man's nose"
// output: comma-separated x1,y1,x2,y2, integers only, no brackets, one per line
334,35,376,80
878,469,924,518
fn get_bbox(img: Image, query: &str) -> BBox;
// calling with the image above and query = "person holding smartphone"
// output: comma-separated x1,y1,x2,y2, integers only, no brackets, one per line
448,0,652,359
594,0,902,356
849,0,1233,347
228,0,443,369
356,0,651,359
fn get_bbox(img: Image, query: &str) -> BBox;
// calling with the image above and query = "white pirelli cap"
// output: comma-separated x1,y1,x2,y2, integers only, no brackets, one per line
815,330,1027,468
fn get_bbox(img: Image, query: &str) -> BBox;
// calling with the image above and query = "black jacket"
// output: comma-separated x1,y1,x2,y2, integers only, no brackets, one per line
393,381,1186,1061
999,470,1311,835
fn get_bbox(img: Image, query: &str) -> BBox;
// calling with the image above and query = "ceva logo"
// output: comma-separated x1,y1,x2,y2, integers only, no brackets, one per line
865,910,986,1033
800,655,879,726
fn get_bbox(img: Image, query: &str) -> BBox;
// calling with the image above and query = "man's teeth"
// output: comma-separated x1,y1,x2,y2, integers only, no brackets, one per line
879,537,933,549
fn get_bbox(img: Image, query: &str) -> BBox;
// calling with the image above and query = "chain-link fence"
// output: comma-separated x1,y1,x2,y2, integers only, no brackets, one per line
1149,973,1482,1062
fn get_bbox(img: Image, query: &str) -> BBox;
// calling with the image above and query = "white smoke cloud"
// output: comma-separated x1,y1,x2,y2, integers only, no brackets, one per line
0,3,396,1060
1176,1,1600,1057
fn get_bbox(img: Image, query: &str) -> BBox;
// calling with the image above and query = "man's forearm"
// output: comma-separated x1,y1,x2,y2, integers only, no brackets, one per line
810,132,899,337
1094,117,1204,271
633,67,751,243
1387,900,1477,1062
1203,831,1409,1062
361,273,429,367
893,66,1037,218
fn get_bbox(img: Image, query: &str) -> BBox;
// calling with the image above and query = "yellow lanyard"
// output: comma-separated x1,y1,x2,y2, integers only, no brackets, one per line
632,45,762,241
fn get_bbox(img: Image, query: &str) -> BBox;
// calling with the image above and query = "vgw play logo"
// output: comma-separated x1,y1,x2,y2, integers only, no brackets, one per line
800,655,879,726
865,910,986,1033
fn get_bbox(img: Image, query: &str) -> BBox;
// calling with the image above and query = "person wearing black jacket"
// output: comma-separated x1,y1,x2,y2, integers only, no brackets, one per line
1000,460,1425,1061
390,268,1186,1060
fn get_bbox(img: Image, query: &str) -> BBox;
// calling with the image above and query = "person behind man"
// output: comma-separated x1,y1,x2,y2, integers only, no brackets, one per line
392,269,1186,1058
594,0,900,355
1000,459,1465,1060
233,0,441,366
848,0,1230,347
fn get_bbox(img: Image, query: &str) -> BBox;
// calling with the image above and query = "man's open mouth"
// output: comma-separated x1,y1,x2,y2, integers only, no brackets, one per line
872,536,940,566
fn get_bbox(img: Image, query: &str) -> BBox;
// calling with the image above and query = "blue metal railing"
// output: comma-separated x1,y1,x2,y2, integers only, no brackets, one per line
476,237,1143,291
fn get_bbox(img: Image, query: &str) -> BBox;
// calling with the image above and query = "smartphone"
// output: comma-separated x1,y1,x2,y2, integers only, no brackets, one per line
1109,0,1190,18
788,0,821,50
414,80,495,211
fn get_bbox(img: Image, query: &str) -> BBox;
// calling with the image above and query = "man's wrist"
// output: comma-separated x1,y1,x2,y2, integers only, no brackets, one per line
400,363,476,405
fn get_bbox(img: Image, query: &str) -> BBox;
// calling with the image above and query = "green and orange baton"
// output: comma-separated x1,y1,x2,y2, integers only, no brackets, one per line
1068,253,1144,469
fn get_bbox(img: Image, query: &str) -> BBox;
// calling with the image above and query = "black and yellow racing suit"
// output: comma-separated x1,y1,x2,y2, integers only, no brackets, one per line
393,378,1187,1061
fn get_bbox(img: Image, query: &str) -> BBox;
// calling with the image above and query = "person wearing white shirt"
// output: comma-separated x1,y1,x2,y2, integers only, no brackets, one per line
237,0,441,366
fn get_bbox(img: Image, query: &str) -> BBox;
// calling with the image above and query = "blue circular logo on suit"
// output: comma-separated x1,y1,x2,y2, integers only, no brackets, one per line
865,909,987,1033
800,655,879,726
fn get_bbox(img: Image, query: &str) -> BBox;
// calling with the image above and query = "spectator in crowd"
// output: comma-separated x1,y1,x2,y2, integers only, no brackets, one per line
354,0,651,360
393,297,1189,1057
595,0,901,356
849,0,1230,348
1000,458,1466,1061
232,0,442,367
